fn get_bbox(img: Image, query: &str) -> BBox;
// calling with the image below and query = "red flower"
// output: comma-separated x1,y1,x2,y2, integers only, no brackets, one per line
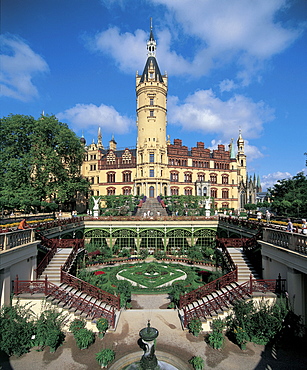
94,271,105,275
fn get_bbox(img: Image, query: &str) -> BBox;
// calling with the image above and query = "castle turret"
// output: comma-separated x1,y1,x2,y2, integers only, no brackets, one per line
135,19,169,197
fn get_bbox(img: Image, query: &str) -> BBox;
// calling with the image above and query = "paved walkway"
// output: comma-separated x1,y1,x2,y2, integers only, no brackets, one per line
2,295,307,370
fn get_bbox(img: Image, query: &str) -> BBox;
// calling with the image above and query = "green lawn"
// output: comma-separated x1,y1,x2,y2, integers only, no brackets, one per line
117,263,186,288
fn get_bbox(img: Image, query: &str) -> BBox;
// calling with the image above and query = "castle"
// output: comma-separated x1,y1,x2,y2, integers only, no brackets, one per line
80,24,260,211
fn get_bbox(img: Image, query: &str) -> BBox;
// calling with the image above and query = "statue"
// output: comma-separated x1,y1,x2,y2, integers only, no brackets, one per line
204,197,211,217
91,196,101,217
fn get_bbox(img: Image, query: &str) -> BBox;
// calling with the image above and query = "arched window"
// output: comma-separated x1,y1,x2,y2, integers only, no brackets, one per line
122,187,131,195
184,187,192,195
171,187,179,195
184,172,192,183
197,172,205,182
210,174,217,184
211,188,217,198
107,172,116,183
122,171,131,182
107,187,116,195
222,175,229,184
222,189,229,198
170,172,179,182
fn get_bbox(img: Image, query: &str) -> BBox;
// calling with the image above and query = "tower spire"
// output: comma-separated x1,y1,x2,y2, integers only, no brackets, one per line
147,18,156,57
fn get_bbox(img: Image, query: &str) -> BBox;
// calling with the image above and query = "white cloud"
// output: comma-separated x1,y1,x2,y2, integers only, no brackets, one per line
152,0,302,82
208,138,263,162
87,27,192,76
92,0,303,83
0,34,49,101
167,89,274,141
57,103,133,136
261,171,292,190
219,79,238,92
87,27,147,73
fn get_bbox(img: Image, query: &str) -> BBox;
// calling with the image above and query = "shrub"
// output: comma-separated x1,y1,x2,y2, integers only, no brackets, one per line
0,302,35,357
169,280,186,306
189,356,204,370
44,329,64,353
208,329,224,349
233,325,249,350
34,307,67,353
211,318,225,332
188,317,202,337
96,348,115,368
207,318,225,349
69,318,86,335
74,328,95,349
96,317,109,338
116,280,132,308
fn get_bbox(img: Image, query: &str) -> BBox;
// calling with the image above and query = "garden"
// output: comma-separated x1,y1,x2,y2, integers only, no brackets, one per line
187,297,306,355
77,261,218,308
0,303,115,367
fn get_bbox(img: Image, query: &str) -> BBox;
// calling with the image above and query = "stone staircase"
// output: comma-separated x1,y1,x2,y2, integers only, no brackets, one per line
136,197,168,217
45,282,117,325
41,248,73,285
227,247,260,283
179,247,262,330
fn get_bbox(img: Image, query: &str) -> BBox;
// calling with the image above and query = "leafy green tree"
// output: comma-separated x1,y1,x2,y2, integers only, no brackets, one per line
244,203,257,211
269,172,307,217
0,114,89,212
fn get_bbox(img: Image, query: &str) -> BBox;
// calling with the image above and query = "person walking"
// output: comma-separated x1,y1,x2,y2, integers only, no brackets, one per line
286,218,293,232
301,219,307,235
265,210,271,224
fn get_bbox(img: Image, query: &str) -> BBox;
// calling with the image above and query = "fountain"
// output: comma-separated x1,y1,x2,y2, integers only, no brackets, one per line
110,321,184,370
139,320,159,369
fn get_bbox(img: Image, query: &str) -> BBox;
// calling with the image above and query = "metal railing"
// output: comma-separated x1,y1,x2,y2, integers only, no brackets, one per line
13,276,116,327
182,276,282,327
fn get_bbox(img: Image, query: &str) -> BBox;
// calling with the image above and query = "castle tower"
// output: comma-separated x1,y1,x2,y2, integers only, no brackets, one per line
237,129,246,182
135,20,169,197
97,127,104,149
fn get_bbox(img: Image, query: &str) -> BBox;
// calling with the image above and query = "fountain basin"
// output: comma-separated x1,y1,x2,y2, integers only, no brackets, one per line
108,351,187,370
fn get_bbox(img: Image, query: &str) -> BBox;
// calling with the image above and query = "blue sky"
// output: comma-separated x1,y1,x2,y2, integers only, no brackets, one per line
1,0,307,190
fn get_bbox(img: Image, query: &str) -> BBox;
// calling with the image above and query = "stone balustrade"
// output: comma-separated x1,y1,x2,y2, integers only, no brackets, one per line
0,229,35,251
262,228,307,255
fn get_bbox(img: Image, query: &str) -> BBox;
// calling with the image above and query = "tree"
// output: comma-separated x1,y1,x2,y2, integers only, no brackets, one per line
0,114,89,212
244,203,257,211
268,172,307,217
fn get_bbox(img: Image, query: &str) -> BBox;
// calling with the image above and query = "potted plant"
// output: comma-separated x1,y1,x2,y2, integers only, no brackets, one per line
96,348,115,368
96,317,109,339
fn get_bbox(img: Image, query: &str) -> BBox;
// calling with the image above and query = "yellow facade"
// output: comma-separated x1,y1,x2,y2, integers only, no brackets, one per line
80,26,256,211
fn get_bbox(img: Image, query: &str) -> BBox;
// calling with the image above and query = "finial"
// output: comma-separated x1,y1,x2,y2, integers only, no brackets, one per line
150,17,153,31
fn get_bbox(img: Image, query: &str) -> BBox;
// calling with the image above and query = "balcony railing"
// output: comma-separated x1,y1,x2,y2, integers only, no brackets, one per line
0,229,35,251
